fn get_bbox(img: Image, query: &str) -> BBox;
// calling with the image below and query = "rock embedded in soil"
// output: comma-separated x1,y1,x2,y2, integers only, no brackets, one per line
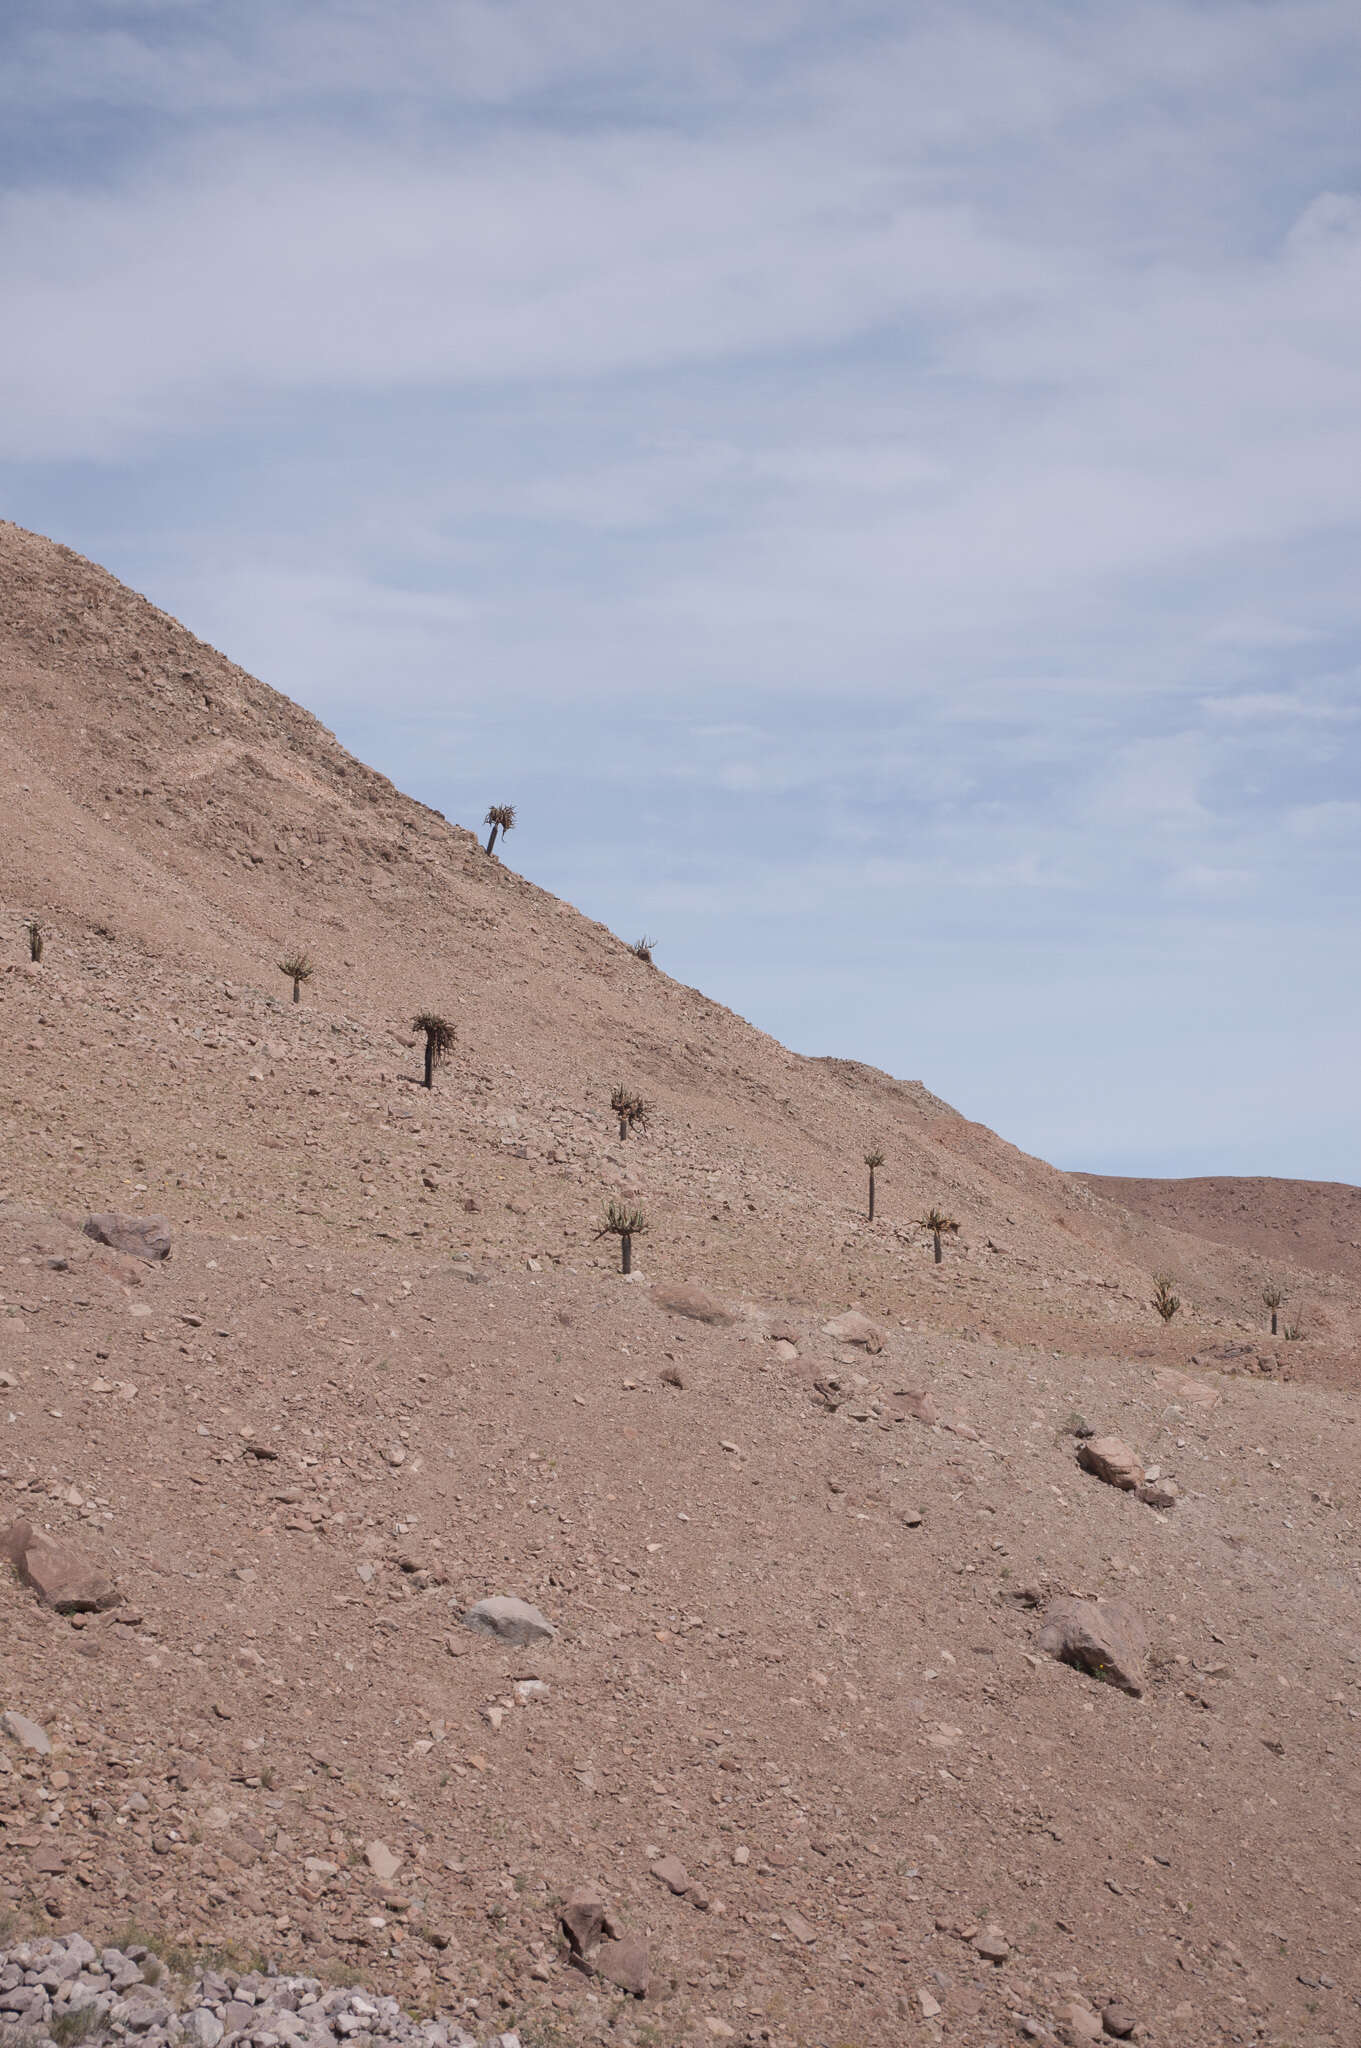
650,1853,691,1895
1037,1596,1147,1696
461,1595,555,1646
82,1210,172,1262
651,1282,736,1325
560,1887,610,1957
593,1933,649,1997
1101,2001,1138,2038
972,1924,1011,1963
821,1309,885,1351
1136,1477,1179,1509
3,1517,122,1612
1077,1437,1144,1491
1,1708,51,1754
364,1838,402,1883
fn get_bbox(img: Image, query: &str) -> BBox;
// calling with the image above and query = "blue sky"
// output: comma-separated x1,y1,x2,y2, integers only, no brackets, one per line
3,0,1359,1178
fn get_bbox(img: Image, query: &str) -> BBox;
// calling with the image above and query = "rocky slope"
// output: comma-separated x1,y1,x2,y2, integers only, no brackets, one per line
2,521,1360,2048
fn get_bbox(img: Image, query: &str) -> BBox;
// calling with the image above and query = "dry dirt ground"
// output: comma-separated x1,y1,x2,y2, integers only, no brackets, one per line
2,521,1360,2048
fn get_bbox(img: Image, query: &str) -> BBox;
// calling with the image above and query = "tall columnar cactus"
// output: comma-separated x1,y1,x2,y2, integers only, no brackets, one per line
22,917,43,963
1261,1280,1286,1336
864,1149,884,1222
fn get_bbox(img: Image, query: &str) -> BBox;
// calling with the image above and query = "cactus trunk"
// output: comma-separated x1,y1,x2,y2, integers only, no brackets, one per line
423,1040,434,1088
1271,1308,1278,1335
621,1232,632,1275
933,1230,942,1264
292,977,301,1003
486,825,499,854
868,1169,876,1222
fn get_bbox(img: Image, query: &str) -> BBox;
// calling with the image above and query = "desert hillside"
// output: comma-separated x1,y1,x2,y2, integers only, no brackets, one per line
1078,1173,1361,1295
3,520,1361,2048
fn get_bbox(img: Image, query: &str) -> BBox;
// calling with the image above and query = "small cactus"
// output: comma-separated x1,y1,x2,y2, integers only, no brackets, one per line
1261,1280,1286,1337
1152,1275,1180,1324
22,917,43,963
412,1012,456,1089
279,950,313,1004
918,1203,959,1264
597,1198,649,1275
484,804,516,855
610,1084,651,1142
631,935,657,965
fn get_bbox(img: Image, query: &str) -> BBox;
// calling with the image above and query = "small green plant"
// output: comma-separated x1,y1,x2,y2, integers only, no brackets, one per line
610,1083,651,1141
631,934,656,965
412,1012,456,1089
278,950,313,1003
864,1149,884,1222
51,2009,100,2047
484,804,516,855
918,1203,959,1264
1262,1279,1286,1336
597,1198,649,1275
22,916,43,963
1152,1274,1180,1323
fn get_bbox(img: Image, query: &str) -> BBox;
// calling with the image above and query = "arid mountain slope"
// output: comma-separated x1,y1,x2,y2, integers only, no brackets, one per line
3,521,1361,2048
1078,1173,1361,1293
2,518,1356,1369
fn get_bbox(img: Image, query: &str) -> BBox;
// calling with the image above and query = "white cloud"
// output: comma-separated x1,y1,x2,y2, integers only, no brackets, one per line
5,0,1361,1173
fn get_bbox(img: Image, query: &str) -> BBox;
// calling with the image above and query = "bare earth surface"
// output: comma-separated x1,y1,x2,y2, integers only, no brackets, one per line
1076,1175,1361,1296
2,519,1360,2048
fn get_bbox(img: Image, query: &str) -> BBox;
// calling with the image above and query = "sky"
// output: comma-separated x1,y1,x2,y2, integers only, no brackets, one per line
2,0,1359,1179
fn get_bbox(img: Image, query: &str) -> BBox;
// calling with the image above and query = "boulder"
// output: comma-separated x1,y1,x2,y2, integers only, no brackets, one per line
83,1212,172,1263
651,1284,736,1326
1036,1597,1146,1697
1077,1437,1144,1491
560,1888,609,1957
3,1519,122,1613
1,1709,51,1755
821,1310,884,1352
594,1934,649,1998
364,1840,402,1884
462,1596,555,1647
650,1855,690,1896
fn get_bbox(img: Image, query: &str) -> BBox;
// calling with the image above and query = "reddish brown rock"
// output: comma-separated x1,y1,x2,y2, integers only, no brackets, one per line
650,1854,690,1896
594,1933,649,1997
1036,1596,1146,1696
3,1520,122,1613
1077,1437,1144,1491
560,1887,609,1957
83,1212,172,1263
